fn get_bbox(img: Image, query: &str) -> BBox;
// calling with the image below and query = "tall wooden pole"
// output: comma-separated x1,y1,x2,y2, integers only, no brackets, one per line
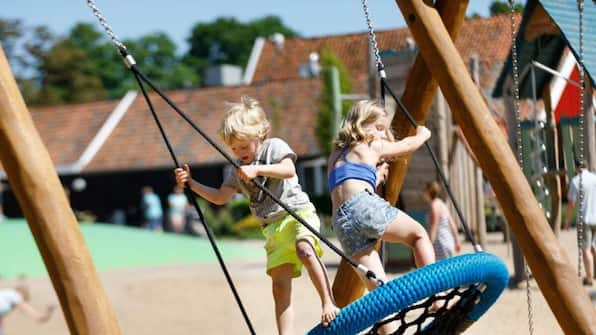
395,1,596,333
0,48,121,334
332,0,469,307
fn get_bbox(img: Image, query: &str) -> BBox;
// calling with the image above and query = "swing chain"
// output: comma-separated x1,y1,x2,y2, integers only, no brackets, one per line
361,0,386,76
576,0,586,279
86,0,127,52
508,2,534,334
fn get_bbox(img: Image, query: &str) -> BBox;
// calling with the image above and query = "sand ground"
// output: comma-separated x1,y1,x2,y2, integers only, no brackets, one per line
3,229,595,334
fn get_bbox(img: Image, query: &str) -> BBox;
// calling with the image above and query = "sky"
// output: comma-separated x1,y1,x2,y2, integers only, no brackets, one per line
4,0,512,53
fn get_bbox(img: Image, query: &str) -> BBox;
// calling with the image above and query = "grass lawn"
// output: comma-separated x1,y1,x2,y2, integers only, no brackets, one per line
0,219,263,279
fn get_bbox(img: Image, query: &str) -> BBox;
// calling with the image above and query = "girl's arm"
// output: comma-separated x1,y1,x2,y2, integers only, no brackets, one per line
238,157,295,181
447,210,461,252
374,126,431,160
16,302,54,323
175,164,236,205
428,201,440,242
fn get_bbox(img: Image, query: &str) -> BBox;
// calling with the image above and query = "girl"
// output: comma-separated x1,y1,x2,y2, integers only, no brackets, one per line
422,181,461,260
327,100,435,327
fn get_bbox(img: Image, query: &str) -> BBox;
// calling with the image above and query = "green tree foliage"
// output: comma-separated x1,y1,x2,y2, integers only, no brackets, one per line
36,38,107,104
316,47,353,155
490,1,523,16
184,16,297,82
13,22,198,105
0,18,24,64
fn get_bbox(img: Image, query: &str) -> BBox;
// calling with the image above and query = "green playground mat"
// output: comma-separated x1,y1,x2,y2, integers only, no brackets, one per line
0,219,262,279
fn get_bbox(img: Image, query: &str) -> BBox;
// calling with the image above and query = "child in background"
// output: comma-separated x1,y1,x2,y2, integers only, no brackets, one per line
0,283,54,335
327,100,435,333
174,96,337,334
422,181,461,260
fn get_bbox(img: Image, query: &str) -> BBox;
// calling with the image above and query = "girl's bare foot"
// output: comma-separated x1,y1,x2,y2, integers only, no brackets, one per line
321,303,339,327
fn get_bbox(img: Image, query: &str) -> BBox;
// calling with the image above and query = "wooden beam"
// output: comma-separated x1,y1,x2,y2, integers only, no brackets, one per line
386,0,469,204
395,1,596,333
0,47,121,334
332,0,469,308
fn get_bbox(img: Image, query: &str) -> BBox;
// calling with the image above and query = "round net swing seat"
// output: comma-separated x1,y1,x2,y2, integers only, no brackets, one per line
308,252,509,335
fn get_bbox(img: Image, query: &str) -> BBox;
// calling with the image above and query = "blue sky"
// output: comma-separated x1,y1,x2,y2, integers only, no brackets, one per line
4,1,516,53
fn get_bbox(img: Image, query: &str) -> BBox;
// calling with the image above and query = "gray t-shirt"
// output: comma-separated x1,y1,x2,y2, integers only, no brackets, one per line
222,138,311,222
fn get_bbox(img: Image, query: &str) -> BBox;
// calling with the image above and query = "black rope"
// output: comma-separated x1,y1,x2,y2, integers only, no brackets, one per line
129,64,257,335
380,77,479,250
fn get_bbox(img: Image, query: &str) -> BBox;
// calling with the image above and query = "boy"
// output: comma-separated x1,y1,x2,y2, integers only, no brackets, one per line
174,96,337,334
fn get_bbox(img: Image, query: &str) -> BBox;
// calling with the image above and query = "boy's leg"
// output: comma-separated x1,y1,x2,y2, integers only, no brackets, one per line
381,214,435,267
269,264,295,335
296,238,338,326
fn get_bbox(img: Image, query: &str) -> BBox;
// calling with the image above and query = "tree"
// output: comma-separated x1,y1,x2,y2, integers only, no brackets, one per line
184,16,297,82
22,23,198,105
316,47,353,155
490,1,523,16
0,18,24,65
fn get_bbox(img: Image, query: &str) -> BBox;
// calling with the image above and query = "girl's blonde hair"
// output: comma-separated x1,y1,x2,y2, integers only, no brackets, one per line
334,99,392,149
220,96,271,144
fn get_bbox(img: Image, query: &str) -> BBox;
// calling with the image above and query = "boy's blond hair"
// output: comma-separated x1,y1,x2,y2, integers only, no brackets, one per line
220,96,271,144
334,99,392,149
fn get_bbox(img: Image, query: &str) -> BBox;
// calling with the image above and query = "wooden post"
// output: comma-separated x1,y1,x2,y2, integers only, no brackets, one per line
0,47,121,334
395,1,596,333
543,86,562,236
332,0,470,308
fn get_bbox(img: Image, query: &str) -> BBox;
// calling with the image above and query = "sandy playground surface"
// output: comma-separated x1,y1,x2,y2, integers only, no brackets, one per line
2,228,595,335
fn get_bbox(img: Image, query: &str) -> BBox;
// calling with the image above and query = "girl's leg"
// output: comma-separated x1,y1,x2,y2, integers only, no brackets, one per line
269,264,295,335
382,214,435,267
295,238,338,326
352,247,396,335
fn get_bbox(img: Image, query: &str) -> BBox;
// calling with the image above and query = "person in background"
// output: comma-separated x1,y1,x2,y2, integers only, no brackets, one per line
141,186,163,232
563,160,596,286
422,181,461,260
0,283,55,335
167,185,188,233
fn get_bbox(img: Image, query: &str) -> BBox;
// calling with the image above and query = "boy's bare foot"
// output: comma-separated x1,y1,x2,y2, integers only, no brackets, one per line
321,303,339,327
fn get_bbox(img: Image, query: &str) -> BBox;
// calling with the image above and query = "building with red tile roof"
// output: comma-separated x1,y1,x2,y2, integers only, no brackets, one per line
0,14,517,224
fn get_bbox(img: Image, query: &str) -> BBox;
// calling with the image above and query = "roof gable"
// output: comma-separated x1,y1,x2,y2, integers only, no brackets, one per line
540,0,596,84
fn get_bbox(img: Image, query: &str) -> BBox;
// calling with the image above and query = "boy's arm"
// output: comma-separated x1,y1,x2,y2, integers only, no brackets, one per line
238,157,295,182
175,164,236,205
186,180,236,205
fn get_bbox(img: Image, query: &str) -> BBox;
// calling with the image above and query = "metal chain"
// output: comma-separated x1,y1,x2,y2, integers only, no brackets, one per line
361,0,385,74
576,0,585,279
508,2,534,334
86,0,127,51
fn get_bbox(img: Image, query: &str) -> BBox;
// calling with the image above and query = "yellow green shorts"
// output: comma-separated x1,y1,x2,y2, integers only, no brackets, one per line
262,206,323,277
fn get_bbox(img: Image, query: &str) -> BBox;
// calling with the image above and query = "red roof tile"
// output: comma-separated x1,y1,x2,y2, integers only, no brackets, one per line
0,100,118,174
252,14,518,88
85,79,322,172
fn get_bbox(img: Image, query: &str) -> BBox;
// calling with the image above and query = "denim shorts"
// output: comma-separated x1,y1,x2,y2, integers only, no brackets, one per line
333,189,400,257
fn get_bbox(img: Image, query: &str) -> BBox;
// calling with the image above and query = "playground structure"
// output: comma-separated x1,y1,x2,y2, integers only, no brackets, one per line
0,1,595,334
